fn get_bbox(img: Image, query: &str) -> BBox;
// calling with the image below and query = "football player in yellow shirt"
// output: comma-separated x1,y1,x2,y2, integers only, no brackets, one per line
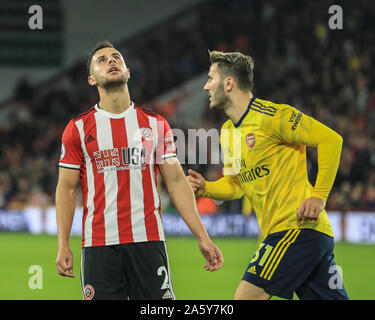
188,51,349,300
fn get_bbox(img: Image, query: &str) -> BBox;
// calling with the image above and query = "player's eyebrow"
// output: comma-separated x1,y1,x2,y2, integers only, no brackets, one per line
96,52,121,61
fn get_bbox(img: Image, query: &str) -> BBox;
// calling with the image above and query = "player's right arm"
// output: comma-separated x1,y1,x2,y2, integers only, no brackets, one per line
55,167,79,278
55,120,83,278
188,169,244,200
188,120,244,200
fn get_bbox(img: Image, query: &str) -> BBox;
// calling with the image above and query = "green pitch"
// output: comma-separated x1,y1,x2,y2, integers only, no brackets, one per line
0,232,374,300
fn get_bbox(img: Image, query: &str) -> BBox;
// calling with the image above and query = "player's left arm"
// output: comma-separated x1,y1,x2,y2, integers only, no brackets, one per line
271,106,343,221
159,157,224,271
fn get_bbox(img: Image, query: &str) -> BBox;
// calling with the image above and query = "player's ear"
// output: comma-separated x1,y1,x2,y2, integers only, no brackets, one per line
224,76,235,93
88,74,97,86
127,68,131,79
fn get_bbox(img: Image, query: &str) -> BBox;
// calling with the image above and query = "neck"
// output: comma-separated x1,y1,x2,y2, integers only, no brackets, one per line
225,92,253,124
98,85,131,114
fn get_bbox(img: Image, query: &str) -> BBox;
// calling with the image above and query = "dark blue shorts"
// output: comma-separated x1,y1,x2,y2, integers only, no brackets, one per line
242,228,349,300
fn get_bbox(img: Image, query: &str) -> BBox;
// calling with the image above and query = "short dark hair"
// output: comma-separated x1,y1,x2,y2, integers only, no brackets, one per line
209,50,255,92
87,41,114,75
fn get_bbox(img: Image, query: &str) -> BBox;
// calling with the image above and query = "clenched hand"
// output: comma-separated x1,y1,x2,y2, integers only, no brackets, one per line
56,247,75,278
297,197,326,222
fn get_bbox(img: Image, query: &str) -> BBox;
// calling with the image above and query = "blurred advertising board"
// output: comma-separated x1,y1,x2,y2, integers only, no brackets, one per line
1,209,374,244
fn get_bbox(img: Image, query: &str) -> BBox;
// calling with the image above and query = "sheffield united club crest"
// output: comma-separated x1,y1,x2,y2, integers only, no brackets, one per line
139,127,153,141
83,284,95,300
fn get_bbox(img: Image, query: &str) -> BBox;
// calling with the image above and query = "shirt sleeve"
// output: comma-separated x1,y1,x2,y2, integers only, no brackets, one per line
269,105,343,201
203,123,244,200
204,175,245,200
59,120,83,170
155,116,177,164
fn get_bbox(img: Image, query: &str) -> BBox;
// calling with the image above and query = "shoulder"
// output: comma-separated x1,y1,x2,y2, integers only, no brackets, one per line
134,104,172,127
71,105,97,121
134,105,159,118
62,106,96,137
66,105,97,131
250,98,281,116
253,98,303,121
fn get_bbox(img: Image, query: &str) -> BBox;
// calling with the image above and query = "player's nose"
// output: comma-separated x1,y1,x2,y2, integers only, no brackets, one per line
108,56,116,65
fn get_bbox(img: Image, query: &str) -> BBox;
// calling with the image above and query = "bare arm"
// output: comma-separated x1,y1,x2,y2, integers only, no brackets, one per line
55,167,80,277
159,157,223,271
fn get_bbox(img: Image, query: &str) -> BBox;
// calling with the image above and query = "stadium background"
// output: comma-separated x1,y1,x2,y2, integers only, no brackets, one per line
0,0,374,300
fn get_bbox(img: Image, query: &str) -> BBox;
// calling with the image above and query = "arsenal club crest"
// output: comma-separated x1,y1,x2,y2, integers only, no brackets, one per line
246,133,255,149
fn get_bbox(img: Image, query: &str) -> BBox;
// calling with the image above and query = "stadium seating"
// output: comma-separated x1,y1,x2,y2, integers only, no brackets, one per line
0,0,374,214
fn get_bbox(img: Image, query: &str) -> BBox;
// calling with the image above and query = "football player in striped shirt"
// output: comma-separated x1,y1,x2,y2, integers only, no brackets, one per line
188,51,349,300
55,41,223,300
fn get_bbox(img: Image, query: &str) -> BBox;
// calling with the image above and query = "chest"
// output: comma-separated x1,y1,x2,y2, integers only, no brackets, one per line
81,115,156,169
224,124,274,170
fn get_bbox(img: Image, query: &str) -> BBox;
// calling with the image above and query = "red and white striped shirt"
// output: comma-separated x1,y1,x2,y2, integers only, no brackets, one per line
59,102,176,248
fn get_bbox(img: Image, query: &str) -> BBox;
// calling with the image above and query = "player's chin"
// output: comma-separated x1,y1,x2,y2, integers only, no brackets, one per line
209,100,226,110
208,101,217,109
102,77,127,88
107,74,126,82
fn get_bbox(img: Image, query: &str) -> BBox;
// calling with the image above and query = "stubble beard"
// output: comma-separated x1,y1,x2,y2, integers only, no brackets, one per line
210,84,232,111
98,73,128,92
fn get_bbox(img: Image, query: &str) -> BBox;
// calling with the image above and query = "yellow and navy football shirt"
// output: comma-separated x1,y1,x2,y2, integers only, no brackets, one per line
203,97,343,241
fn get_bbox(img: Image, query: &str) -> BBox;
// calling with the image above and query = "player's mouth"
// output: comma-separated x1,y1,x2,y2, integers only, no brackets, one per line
108,67,120,74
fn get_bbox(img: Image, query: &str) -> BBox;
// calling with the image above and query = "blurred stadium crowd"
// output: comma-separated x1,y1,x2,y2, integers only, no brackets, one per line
0,0,374,214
